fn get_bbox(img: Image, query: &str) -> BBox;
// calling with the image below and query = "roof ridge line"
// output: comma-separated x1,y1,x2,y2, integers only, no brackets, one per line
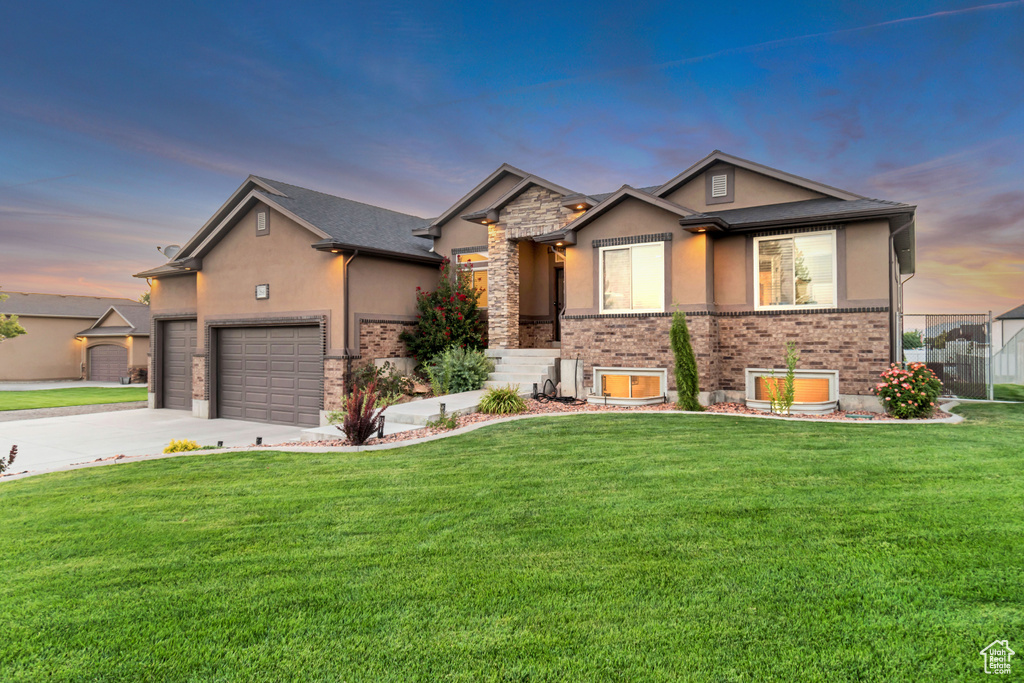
254,176,429,221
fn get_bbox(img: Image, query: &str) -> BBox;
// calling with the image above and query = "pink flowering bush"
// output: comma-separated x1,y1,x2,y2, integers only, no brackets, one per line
872,362,943,419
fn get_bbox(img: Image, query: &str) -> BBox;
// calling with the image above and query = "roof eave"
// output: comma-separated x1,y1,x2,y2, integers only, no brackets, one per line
311,240,442,265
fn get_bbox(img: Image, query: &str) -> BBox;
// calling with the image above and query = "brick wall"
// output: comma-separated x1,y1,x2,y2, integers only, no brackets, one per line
716,310,890,395
561,309,889,396
191,355,205,401
358,319,416,361
561,314,716,392
323,357,348,412
519,319,554,349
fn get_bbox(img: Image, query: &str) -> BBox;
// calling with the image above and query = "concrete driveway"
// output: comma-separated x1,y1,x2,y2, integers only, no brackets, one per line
0,409,308,477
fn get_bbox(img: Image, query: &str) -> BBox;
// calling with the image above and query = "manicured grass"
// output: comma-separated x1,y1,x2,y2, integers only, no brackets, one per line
1,404,1022,681
0,387,148,411
994,383,1024,402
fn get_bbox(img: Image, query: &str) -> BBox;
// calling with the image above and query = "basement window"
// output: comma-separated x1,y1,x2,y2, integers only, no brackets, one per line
588,367,667,406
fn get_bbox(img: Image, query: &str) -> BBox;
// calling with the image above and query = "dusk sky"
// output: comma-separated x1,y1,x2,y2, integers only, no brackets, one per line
1,1,1022,314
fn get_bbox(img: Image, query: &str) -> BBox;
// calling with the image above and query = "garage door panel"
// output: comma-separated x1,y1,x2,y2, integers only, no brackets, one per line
161,320,197,410
217,325,321,427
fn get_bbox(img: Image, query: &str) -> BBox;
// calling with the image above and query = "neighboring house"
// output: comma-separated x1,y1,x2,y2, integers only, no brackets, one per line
994,303,1024,351
0,292,150,382
138,150,916,426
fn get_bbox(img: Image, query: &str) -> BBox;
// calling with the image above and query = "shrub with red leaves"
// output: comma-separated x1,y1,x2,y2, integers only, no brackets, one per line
336,381,386,445
399,257,485,366
0,445,16,474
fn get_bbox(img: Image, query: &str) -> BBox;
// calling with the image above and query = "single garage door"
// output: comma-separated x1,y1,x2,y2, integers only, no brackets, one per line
217,326,322,427
88,344,128,382
162,319,197,410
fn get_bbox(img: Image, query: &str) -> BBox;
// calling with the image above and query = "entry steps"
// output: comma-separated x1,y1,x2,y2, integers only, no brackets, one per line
483,348,561,393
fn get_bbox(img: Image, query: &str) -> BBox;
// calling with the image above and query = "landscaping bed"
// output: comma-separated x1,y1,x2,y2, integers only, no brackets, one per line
290,398,953,448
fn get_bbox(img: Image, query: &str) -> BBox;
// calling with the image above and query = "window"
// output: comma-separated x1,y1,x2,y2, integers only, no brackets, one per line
593,367,667,403
599,243,664,313
456,251,488,307
754,231,836,310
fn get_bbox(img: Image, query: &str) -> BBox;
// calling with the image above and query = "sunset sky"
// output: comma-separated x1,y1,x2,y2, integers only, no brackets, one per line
1,1,1021,314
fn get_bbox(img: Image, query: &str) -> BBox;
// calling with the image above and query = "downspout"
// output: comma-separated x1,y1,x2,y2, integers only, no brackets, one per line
342,250,359,356
889,217,915,363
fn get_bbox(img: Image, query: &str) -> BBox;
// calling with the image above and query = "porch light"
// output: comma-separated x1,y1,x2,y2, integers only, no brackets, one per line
331,249,340,253
556,242,563,246
696,228,706,233
575,204,585,210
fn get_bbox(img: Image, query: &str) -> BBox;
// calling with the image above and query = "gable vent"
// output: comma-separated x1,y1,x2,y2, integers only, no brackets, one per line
711,174,728,198
257,212,267,231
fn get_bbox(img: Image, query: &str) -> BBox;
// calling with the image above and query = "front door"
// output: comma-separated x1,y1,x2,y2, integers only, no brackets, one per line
554,266,565,342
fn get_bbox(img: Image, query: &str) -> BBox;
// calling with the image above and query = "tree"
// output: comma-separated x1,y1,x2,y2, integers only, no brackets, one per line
0,289,26,343
902,330,923,349
399,258,486,365
670,311,703,411
138,291,150,305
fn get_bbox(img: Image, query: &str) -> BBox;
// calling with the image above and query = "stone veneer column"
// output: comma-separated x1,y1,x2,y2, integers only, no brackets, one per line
487,224,519,348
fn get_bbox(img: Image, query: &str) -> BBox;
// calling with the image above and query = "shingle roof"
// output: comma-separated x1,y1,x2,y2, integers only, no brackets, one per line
698,197,914,226
107,303,151,334
254,177,439,260
0,292,142,318
996,303,1024,320
589,186,660,203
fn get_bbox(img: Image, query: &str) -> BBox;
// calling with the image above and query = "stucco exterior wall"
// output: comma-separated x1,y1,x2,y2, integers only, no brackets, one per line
0,315,91,381
348,255,439,355
564,198,709,315
150,275,197,315
844,219,891,302
194,204,345,351
666,164,827,212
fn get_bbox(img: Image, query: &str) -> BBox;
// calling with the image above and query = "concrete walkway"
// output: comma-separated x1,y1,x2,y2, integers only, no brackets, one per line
381,389,488,426
0,380,144,391
0,409,307,475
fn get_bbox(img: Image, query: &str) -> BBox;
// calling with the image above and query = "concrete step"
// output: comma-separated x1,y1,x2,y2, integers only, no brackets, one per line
482,381,536,394
379,389,486,426
486,372,553,384
488,363,555,374
492,356,558,367
484,348,562,358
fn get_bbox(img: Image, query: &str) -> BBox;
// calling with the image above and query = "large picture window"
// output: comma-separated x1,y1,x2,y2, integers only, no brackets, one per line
599,243,664,313
754,231,836,310
455,251,488,307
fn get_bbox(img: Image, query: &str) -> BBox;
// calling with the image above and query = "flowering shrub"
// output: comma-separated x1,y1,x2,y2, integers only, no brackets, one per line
399,257,486,366
872,362,943,419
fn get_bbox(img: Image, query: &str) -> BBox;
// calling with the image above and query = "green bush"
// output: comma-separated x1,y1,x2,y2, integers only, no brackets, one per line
670,311,703,411
902,330,924,349
425,346,493,396
399,258,486,365
872,362,943,419
353,361,413,397
479,385,528,415
163,439,200,454
425,403,459,430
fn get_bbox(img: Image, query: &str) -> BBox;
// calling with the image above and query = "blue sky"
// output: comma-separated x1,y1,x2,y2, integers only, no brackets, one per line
1,0,1022,313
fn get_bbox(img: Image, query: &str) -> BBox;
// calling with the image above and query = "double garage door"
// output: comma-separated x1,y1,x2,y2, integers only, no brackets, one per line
217,326,322,427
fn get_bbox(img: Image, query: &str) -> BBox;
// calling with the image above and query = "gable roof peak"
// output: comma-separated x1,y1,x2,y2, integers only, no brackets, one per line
655,150,865,201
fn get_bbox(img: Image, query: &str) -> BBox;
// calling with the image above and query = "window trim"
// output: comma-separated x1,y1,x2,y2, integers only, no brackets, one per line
752,229,838,311
597,242,666,315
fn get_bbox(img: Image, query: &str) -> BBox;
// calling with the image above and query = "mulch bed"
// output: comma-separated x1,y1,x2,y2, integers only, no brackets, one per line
269,398,952,449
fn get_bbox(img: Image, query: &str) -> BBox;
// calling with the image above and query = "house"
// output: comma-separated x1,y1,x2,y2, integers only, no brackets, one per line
994,303,1024,351
137,150,916,426
0,292,150,382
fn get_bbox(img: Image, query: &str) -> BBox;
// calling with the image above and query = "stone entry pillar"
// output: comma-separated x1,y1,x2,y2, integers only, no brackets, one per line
487,224,519,348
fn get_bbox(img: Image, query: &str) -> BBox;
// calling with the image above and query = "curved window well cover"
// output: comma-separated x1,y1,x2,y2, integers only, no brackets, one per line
744,368,839,415
588,367,667,406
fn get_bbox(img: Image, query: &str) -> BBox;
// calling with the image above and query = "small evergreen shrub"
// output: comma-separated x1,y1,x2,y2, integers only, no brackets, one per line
164,439,200,454
873,362,943,419
763,342,800,415
399,258,486,365
329,380,386,445
479,385,527,415
425,346,493,396
670,312,703,411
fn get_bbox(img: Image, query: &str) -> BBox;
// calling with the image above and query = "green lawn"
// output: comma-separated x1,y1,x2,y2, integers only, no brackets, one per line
1,404,1022,681
0,387,148,411
994,383,1024,402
